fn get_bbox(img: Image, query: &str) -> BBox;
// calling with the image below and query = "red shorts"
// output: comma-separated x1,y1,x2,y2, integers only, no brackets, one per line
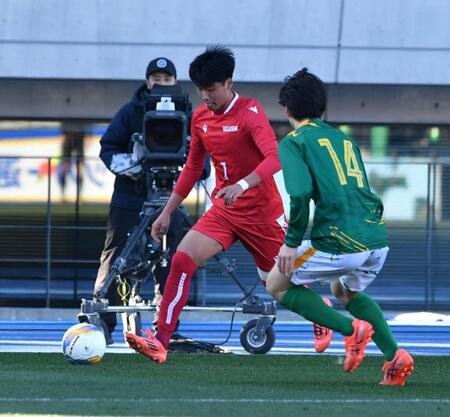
191,205,286,272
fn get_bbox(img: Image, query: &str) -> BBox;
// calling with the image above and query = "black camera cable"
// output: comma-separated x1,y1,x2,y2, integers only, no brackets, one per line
194,180,263,347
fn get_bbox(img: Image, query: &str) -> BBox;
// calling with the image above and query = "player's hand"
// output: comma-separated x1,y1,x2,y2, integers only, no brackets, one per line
151,212,171,241
277,244,297,276
215,184,245,206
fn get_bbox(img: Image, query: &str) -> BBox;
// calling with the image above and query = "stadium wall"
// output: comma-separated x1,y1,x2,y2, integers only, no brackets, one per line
1,0,450,122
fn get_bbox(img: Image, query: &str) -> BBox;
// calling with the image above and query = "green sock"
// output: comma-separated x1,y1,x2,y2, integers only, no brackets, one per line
346,292,398,361
281,286,353,336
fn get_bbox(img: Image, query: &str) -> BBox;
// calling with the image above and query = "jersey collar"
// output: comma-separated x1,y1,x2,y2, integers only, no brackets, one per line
223,92,239,114
288,118,321,137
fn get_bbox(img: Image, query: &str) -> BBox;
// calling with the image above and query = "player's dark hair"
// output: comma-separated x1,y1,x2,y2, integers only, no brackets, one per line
189,45,235,87
279,68,327,120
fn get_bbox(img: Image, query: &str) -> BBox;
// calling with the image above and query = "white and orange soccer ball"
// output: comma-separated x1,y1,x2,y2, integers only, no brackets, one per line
62,323,106,365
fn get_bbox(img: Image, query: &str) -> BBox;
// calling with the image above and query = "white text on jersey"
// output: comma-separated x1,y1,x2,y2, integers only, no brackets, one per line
223,125,239,132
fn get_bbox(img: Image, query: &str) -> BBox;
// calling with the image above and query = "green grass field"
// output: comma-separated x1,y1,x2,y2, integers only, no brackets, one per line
0,353,449,417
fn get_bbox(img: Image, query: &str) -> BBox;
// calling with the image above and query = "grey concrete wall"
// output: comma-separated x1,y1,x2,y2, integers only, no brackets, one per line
2,78,450,124
339,0,450,84
1,0,449,85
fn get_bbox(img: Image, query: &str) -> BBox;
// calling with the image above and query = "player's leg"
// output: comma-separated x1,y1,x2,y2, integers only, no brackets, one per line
266,241,374,372
311,295,334,353
155,207,238,348
152,209,186,333
330,248,399,360
331,280,400,361
266,264,354,336
237,218,333,352
155,230,223,348
266,265,373,371
127,229,224,362
235,214,287,285
238,225,352,336
127,208,237,362
330,248,414,384
341,286,414,385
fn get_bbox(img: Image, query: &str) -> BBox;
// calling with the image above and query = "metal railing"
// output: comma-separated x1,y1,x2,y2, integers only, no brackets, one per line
0,156,449,311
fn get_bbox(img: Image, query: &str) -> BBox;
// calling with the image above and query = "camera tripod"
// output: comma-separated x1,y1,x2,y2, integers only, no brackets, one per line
79,169,277,354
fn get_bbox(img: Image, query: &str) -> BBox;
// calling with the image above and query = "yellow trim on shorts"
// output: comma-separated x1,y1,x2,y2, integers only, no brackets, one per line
294,247,317,269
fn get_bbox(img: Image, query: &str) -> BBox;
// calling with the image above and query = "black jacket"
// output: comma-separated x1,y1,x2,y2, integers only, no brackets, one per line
100,84,209,210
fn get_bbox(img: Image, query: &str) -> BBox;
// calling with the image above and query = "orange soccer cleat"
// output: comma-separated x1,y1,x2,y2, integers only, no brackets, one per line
380,349,414,386
125,328,167,364
344,319,374,372
313,297,334,353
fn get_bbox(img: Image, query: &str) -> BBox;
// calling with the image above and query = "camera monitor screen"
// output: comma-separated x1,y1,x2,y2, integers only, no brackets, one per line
145,117,184,153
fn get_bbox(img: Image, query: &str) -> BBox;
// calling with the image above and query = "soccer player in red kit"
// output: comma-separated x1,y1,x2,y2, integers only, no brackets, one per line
125,45,286,362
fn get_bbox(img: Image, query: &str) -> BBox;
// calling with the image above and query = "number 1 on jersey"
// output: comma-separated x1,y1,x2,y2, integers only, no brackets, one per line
220,161,229,180
318,138,364,188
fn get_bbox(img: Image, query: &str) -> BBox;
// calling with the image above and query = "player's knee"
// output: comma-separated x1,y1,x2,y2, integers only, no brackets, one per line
265,280,281,300
170,251,197,273
330,280,341,298
265,271,286,301
330,280,356,306
171,251,185,267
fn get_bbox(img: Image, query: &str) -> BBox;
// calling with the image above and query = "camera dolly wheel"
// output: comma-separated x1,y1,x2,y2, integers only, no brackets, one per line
240,318,275,354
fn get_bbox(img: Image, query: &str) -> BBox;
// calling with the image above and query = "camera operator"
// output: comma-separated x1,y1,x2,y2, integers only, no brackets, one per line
93,57,209,344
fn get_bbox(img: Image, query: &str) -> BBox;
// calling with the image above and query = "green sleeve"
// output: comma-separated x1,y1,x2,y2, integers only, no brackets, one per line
278,138,313,248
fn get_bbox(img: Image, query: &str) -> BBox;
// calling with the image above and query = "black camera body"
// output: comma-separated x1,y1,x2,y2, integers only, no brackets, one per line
118,84,193,202
141,84,191,167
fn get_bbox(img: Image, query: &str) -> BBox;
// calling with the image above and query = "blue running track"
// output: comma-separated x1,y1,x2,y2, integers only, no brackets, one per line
0,320,449,356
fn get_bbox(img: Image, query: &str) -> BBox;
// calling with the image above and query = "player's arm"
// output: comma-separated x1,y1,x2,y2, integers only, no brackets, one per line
215,171,261,205
99,104,133,173
278,138,313,248
246,103,281,183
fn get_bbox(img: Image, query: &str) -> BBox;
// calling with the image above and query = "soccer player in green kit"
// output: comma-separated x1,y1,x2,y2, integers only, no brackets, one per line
266,68,414,385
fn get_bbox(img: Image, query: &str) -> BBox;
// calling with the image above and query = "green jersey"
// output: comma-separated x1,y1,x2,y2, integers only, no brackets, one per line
278,118,388,253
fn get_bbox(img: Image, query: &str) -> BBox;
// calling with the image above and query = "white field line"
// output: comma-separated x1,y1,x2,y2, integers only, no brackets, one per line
0,398,449,404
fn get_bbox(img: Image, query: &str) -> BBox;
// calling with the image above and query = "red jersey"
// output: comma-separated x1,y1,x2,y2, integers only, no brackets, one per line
174,93,284,223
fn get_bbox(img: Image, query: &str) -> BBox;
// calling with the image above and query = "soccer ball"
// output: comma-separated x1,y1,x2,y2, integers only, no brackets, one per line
62,323,106,365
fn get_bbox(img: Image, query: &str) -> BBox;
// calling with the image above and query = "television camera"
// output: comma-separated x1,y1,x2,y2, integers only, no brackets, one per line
110,84,191,203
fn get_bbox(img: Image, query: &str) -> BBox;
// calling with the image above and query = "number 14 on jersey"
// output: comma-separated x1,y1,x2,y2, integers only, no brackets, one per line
318,138,364,188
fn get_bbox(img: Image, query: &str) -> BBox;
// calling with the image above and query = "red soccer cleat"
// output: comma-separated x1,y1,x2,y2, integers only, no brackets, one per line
344,319,374,372
126,328,167,364
380,349,414,386
313,297,334,353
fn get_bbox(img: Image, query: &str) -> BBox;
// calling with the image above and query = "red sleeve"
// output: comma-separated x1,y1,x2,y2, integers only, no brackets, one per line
243,101,281,180
173,114,207,198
